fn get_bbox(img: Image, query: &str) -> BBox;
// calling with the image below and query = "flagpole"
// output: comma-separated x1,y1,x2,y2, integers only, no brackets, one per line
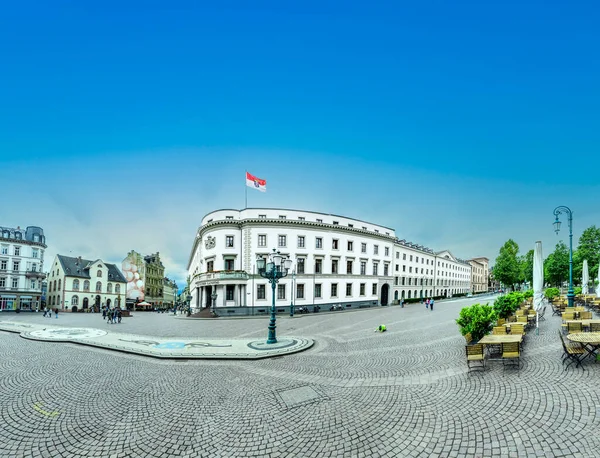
245,170,248,209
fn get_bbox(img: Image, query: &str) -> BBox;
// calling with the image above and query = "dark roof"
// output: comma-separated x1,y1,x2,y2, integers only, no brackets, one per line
57,255,127,283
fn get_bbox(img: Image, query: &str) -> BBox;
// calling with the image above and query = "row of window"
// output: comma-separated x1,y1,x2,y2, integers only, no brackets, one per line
48,279,121,294
255,282,380,300
0,260,40,272
214,215,391,235
0,245,40,258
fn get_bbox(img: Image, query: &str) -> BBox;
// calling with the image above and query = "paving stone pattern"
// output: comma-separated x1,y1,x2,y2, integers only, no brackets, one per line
1,299,600,457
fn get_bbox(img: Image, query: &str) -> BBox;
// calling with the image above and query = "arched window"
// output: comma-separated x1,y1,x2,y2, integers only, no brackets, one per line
115,284,121,294
73,279,79,291
408,291,412,299
96,281,102,292
83,280,90,291
58,279,61,291
72,295,79,306
53,280,57,291
97,270,102,277
107,283,112,293
401,290,405,299
414,290,417,298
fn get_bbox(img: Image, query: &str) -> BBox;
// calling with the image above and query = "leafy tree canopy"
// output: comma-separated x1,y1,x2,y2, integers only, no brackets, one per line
544,242,569,287
494,239,521,289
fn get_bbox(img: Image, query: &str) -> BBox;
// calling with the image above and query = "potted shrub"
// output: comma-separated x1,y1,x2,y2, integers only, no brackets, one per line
523,290,533,300
456,303,498,343
493,295,519,319
544,287,560,301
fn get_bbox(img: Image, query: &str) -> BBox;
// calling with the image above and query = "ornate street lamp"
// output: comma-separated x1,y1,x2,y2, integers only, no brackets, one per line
257,249,293,344
290,270,296,317
553,206,574,308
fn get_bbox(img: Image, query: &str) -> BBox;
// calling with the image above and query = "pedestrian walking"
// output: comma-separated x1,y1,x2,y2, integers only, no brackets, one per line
102,308,107,320
425,298,429,309
429,298,434,311
117,308,122,324
54,308,59,319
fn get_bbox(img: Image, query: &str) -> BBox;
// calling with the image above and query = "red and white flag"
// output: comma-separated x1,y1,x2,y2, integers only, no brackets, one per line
246,172,267,192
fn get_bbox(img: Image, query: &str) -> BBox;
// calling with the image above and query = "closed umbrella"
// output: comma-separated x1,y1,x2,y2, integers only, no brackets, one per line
582,260,589,296
533,241,544,334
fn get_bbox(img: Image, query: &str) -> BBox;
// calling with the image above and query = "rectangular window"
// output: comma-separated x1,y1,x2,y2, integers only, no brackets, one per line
360,283,365,295
360,261,366,275
361,243,367,253
372,283,377,295
384,264,389,276
297,236,305,248
346,260,353,274
0,246,7,255
394,277,398,286
0,260,6,270
410,255,413,261
403,265,406,272
225,259,235,270
207,261,214,272
279,215,286,219
297,258,305,274
316,237,323,249
226,236,234,247
0,278,5,288
415,256,419,263
374,245,379,255
347,241,353,251
396,252,399,259
13,261,19,271
395,264,399,271
278,235,287,247
402,277,406,285
12,278,18,288
385,247,389,256
403,254,406,260
332,239,339,249
277,284,286,300
257,284,266,300
31,264,37,272
331,260,338,274
373,263,378,276
315,283,322,298
14,247,20,256
259,214,267,219
409,278,412,286
333,221,339,225
346,283,352,296
296,284,304,299
258,234,267,247
331,283,338,297
409,267,413,273
226,285,235,301
32,249,39,258
315,259,322,274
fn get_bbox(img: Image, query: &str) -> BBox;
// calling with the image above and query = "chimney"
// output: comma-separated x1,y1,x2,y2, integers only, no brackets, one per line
78,256,82,265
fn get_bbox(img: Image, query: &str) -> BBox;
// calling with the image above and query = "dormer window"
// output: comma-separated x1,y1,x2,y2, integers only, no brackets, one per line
332,221,339,225
33,234,39,242
225,216,234,220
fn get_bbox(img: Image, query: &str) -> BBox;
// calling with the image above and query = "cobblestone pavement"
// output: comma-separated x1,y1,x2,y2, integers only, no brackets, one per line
2,298,600,457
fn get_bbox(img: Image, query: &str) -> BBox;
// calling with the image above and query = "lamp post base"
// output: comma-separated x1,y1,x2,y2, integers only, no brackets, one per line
567,291,575,308
267,323,277,344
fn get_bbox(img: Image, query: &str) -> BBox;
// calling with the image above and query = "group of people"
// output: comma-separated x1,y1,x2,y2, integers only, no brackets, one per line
425,298,434,310
42,307,58,318
102,306,122,324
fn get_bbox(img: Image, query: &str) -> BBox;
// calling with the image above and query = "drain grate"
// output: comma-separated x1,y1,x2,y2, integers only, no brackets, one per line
276,386,324,409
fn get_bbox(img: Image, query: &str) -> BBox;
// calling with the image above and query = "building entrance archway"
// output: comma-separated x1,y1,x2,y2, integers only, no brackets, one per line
380,284,389,306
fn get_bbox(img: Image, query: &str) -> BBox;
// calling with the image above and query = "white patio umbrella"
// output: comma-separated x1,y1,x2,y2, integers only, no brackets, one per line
582,259,589,295
533,241,544,334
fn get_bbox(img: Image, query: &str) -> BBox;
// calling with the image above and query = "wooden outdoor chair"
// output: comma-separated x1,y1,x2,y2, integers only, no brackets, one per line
497,318,506,326
502,342,520,370
559,331,585,370
590,323,600,332
492,326,506,335
567,322,583,334
551,303,562,316
466,344,485,372
562,311,575,321
580,311,592,320
537,306,547,321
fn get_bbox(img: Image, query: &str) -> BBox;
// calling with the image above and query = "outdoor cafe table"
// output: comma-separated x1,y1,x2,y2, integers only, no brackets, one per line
565,319,600,329
479,335,523,344
567,332,600,362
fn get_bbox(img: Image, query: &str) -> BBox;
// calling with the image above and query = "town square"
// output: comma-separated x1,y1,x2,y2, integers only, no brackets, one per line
2,293,600,457
2,1,600,457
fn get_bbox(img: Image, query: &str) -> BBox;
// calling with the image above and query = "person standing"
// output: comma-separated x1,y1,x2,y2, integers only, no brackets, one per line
54,308,59,319
429,298,434,311
425,298,429,309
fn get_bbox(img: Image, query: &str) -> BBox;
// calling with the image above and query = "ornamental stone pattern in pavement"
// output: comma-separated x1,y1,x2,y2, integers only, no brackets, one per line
1,297,600,457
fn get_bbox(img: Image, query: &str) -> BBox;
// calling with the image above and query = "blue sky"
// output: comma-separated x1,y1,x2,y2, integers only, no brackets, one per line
1,1,599,287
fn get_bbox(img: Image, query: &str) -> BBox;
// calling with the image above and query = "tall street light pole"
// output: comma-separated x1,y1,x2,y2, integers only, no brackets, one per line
257,249,293,344
553,206,574,308
290,270,296,317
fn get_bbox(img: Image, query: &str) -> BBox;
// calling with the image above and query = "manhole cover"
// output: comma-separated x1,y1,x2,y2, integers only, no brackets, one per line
278,386,322,408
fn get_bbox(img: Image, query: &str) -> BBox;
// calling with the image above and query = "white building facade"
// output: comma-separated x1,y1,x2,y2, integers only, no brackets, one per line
0,226,47,311
47,255,127,311
468,257,490,293
187,208,474,312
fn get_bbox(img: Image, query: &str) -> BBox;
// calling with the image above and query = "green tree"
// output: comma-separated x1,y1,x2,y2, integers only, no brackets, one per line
573,225,600,285
494,239,520,290
544,241,569,287
521,249,534,285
